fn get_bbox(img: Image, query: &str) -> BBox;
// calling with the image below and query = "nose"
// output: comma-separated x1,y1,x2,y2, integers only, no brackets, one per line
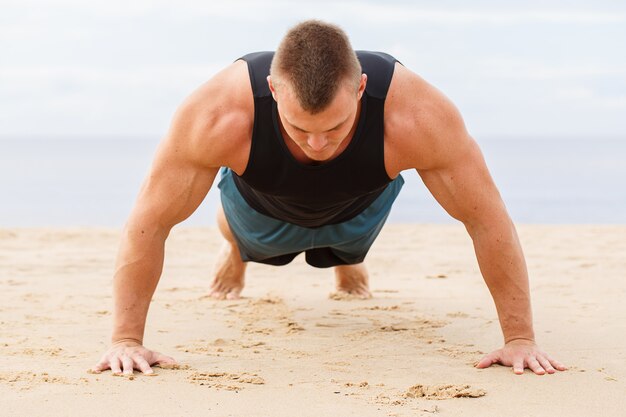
307,135,328,151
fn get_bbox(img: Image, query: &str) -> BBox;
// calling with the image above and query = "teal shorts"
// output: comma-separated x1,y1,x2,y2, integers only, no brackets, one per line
217,167,404,268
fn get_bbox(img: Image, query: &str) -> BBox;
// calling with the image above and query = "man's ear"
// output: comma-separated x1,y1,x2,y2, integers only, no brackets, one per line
357,73,368,99
267,75,277,101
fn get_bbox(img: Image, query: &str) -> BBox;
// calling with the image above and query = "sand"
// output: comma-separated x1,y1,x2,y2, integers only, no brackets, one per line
1,224,625,417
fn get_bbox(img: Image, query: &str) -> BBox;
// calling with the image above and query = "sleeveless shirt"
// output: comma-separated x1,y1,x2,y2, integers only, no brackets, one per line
232,50,398,228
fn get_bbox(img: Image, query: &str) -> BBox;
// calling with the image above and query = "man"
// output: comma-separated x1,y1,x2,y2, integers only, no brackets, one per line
92,20,566,377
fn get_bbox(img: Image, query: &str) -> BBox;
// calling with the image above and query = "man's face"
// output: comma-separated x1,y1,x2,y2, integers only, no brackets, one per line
269,75,367,162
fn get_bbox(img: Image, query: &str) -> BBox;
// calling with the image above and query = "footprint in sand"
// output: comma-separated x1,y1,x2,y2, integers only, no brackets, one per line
0,372,80,389
188,371,265,390
404,384,486,399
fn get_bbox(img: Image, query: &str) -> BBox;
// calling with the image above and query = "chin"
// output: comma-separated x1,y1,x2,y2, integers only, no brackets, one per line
306,149,335,161
307,153,331,162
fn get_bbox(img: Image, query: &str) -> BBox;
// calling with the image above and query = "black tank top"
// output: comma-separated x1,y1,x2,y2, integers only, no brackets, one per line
232,50,398,228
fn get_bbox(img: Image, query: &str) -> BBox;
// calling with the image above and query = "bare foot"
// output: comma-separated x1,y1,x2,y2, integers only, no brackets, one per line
209,242,247,300
332,263,372,299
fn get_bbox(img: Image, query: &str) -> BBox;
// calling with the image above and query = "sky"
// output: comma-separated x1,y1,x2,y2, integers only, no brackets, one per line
1,0,626,139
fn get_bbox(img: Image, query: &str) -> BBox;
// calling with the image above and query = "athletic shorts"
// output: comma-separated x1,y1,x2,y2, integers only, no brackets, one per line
217,167,404,268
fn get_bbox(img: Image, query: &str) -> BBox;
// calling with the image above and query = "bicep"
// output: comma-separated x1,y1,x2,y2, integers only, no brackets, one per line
129,137,218,230
417,138,507,227
121,60,250,233
389,67,510,228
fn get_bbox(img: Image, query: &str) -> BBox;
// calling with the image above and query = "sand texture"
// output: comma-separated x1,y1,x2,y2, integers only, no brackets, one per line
1,225,625,416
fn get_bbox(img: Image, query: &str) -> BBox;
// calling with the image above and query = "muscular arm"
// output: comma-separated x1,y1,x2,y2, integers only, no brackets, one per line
418,137,534,344
386,64,565,374
111,128,218,345
92,61,252,375
418,125,567,375
91,107,218,375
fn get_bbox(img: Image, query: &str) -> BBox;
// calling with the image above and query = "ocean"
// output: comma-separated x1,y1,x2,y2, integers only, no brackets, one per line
1,136,625,227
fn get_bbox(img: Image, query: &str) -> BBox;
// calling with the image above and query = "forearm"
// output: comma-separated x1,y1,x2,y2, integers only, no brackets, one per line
466,217,535,343
111,222,169,344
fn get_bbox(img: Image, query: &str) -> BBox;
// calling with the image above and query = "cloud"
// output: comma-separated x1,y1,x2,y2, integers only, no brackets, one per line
2,1,625,136
477,59,626,80
0,63,225,136
3,1,625,25
331,4,626,25
556,87,626,109
0,64,223,88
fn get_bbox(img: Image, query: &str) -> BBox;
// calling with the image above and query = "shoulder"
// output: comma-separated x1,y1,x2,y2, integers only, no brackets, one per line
164,60,254,172
384,63,473,175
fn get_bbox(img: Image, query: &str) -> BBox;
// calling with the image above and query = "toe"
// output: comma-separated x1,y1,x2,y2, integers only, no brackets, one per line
226,289,242,300
209,290,226,300
359,291,372,299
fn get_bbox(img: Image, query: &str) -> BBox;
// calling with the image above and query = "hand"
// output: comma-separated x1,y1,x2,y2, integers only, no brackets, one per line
476,339,567,375
90,339,177,376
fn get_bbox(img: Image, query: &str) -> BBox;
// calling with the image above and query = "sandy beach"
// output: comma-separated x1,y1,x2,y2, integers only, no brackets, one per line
1,224,625,417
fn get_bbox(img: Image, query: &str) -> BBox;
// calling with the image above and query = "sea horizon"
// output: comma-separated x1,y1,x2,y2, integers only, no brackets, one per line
1,135,625,227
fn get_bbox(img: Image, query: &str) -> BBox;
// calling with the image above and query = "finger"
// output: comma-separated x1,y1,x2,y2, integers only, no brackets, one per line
527,357,546,375
512,357,525,375
154,353,177,366
110,357,122,375
547,356,568,371
132,354,154,375
121,355,134,376
476,352,498,369
537,355,556,374
91,358,110,373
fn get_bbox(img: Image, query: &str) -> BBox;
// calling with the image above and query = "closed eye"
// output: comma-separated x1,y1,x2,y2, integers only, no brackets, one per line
292,122,344,133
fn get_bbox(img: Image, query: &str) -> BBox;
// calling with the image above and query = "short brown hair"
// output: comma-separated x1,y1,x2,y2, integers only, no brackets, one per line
270,20,362,114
